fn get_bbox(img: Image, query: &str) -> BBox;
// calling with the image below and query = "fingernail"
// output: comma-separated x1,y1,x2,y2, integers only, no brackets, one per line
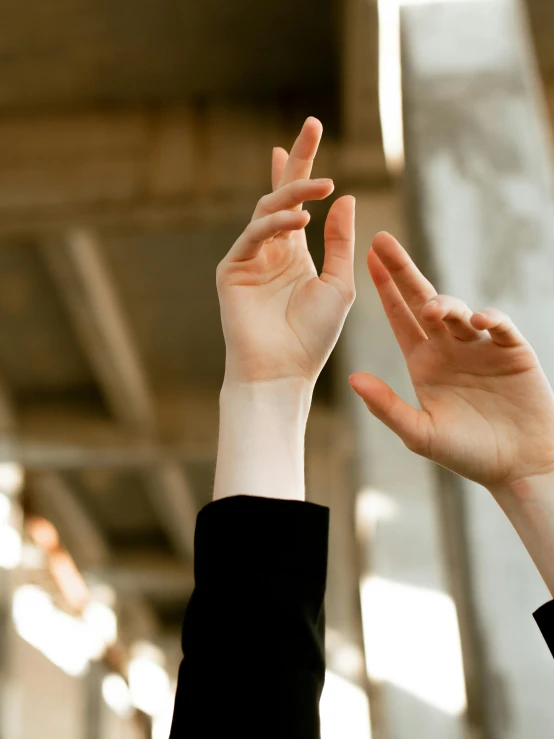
314,178,333,184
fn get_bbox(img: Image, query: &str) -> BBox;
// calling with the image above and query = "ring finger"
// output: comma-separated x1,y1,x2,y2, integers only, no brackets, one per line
251,178,334,221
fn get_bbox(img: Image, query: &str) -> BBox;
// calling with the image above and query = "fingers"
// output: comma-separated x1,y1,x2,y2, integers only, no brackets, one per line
367,248,428,357
276,117,323,198
252,178,334,221
272,147,289,191
349,372,432,455
320,195,356,300
470,308,526,347
227,209,311,261
421,295,484,342
371,232,443,335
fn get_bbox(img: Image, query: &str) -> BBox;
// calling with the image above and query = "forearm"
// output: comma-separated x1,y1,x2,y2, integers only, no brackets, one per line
213,377,314,502
489,471,554,597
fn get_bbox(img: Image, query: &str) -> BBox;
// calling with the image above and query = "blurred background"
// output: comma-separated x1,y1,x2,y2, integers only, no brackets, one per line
0,0,553,737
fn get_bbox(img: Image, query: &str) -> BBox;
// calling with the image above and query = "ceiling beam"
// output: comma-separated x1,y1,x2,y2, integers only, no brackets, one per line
14,391,219,467
40,232,197,558
144,461,197,562
0,104,389,240
0,195,256,240
31,471,110,569
85,559,195,599
0,437,214,470
0,379,112,571
0,378,16,436
1,399,340,470
41,231,156,432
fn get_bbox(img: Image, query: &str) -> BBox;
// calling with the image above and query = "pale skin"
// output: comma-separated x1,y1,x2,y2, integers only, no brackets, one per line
214,116,554,597
214,117,355,502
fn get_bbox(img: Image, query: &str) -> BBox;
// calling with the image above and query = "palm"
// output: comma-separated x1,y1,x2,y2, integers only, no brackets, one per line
217,116,356,384
406,331,554,485
350,233,554,488
221,219,353,382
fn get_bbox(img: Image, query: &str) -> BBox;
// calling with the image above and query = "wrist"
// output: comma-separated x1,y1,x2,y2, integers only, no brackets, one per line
220,376,314,417
487,466,554,504
487,469,554,597
214,377,314,503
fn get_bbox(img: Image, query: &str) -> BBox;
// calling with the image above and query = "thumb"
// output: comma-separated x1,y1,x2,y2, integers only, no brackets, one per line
348,372,431,454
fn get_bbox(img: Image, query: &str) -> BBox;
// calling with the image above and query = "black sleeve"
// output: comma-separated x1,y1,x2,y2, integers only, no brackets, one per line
534,600,554,658
169,494,330,739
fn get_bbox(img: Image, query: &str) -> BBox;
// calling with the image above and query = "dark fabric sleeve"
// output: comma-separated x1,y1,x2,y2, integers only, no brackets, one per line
168,494,330,739
533,600,554,658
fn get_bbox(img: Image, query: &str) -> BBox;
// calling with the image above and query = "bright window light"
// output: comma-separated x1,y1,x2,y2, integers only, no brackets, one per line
12,584,103,677
320,670,371,739
378,0,490,172
0,525,22,569
128,647,170,717
0,463,24,497
20,542,46,569
0,492,11,524
360,576,467,715
102,673,133,719
356,488,399,539
326,628,366,683
378,0,404,173
83,601,118,656
151,688,176,739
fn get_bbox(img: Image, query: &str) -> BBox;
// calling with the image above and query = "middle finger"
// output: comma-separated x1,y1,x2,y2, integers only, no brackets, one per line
276,117,324,206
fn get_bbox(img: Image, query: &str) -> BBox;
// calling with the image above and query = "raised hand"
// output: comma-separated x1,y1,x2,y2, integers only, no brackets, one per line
349,232,554,491
216,117,356,385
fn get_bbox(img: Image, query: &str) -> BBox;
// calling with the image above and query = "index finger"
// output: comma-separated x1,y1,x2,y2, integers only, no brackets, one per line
371,231,438,324
276,117,323,203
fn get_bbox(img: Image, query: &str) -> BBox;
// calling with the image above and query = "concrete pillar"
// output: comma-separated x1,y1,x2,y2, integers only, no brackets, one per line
306,407,372,739
401,1,554,736
11,633,85,739
85,662,103,739
306,408,366,685
338,189,467,739
101,702,144,739
0,569,14,738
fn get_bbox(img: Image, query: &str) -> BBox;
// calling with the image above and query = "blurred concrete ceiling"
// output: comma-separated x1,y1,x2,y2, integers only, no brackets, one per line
0,0,340,116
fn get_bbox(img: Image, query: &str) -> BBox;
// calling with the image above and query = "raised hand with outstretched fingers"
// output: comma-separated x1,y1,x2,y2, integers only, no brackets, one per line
216,117,356,385
349,231,554,492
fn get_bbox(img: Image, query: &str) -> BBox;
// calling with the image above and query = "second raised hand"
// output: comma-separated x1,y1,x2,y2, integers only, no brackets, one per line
349,231,554,492
217,117,356,386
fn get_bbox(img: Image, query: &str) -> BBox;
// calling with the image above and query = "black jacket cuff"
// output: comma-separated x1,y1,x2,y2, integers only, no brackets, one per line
194,494,330,608
534,600,554,658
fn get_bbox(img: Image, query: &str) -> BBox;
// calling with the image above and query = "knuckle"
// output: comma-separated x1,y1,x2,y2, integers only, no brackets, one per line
257,193,271,211
484,307,510,325
345,285,356,304
423,295,442,309
404,435,423,455
244,218,258,234
215,261,226,286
